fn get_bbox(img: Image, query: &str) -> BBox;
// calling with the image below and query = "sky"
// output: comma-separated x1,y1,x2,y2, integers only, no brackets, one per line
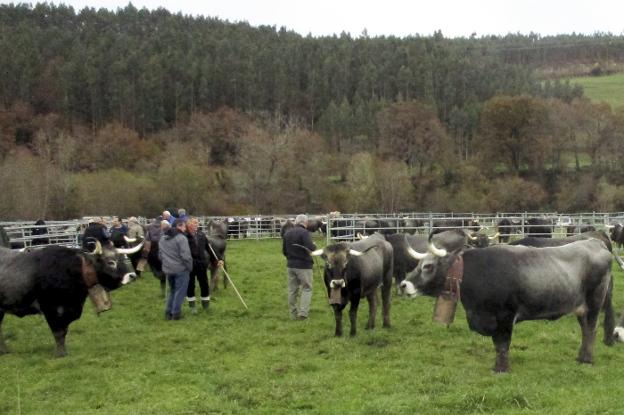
5,0,624,38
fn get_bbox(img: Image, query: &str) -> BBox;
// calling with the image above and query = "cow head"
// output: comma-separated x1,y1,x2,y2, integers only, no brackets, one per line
84,238,144,289
607,223,623,243
307,243,372,280
401,231,466,298
466,230,499,248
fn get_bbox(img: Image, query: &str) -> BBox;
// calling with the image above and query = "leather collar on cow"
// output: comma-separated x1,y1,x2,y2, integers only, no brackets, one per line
80,255,99,289
445,254,464,301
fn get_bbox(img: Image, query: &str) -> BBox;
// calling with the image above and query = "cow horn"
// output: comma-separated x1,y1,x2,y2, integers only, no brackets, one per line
428,242,447,257
407,245,427,260
356,233,368,240
488,232,500,240
93,240,103,255
605,225,615,229
124,236,137,243
115,240,144,255
293,243,324,256
467,233,478,241
349,249,364,257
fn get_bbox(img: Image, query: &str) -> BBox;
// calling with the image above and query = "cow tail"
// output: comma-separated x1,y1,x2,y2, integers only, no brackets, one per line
603,274,616,346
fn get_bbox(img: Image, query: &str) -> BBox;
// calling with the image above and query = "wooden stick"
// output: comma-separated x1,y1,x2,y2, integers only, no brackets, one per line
207,243,248,310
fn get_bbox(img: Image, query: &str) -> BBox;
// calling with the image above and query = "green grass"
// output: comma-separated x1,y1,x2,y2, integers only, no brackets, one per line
2,238,624,414
569,72,624,109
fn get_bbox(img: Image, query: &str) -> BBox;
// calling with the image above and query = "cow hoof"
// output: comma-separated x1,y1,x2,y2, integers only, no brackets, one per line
0,347,8,355
54,349,67,358
335,331,343,337
576,355,593,364
349,331,357,337
492,366,510,374
383,322,391,329
604,336,616,346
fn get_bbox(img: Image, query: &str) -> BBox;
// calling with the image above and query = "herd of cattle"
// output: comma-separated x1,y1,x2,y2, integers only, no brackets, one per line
2,214,624,373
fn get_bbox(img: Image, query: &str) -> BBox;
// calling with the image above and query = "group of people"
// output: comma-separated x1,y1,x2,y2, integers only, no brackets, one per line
82,210,224,320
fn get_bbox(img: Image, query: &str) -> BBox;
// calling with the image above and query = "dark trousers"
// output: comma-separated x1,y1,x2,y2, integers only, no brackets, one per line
187,264,210,300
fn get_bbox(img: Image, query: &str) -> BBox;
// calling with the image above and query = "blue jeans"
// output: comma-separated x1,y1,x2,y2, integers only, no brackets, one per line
165,272,190,317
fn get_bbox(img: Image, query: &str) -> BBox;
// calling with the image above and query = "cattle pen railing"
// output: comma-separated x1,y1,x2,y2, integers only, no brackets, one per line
1,211,624,249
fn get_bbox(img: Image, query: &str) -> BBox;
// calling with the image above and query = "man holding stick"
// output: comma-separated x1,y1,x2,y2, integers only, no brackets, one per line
282,214,316,320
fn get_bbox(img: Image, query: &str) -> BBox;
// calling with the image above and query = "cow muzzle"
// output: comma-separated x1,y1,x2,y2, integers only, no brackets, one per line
614,326,624,342
122,272,137,285
329,279,345,304
88,284,112,314
399,280,419,298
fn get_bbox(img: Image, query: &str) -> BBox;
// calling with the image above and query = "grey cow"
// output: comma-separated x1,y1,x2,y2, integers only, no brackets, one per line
401,232,613,372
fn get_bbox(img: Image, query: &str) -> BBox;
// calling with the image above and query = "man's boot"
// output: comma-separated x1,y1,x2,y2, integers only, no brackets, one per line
201,298,210,311
188,300,197,314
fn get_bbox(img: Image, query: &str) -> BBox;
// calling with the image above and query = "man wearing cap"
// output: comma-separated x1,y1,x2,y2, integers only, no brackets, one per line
282,214,317,320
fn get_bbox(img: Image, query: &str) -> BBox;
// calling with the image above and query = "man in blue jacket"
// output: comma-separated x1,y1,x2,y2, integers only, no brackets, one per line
282,214,317,320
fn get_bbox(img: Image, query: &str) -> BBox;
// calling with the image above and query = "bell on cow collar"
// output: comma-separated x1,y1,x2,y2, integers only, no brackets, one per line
88,284,112,314
433,290,458,327
329,287,342,305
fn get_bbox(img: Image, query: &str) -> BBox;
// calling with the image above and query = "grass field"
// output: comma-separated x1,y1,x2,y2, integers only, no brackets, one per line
1,238,624,414
569,72,624,110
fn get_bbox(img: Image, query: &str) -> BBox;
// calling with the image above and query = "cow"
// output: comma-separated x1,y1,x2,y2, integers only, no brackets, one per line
0,226,8,248
523,218,553,238
607,223,624,250
496,218,518,243
280,220,295,238
0,239,144,357
431,218,480,235
205,224,228,292
400,231,613,372
304,233,393,336
206,219,228,240
466,230,500,248
566,224,596,237
384,233,428,292
306,218,325,234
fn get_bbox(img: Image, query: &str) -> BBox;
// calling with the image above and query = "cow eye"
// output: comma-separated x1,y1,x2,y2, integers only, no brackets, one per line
423,263,434,272
106,260,117,267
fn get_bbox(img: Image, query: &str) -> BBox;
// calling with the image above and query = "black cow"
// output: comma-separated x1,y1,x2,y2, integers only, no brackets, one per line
306,218,325,233
496,218,518,243
384,233,429,292
0,240,143,357
566,225,596,237
280,220,295,238
307,233,393,336
524,218,553,238
608,223,624,250
431,218,480,235
401,231,613,372
466,230,500,248
31,219,49,246
0,226,8,248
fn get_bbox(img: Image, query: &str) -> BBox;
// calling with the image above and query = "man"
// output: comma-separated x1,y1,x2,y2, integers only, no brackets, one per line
159,219,193,320
162,210,175,225
109,216,128,248
282,214,317,320
127,216,145,276
185,217,221,313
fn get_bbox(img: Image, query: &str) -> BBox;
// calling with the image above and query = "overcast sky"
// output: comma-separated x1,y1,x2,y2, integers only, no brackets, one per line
7,0,624,38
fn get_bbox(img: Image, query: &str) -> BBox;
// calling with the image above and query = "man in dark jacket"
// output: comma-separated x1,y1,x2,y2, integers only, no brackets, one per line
185,217,221,313
282,214,317,320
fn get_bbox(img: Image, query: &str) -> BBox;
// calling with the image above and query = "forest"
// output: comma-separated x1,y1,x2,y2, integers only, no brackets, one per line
1,3,624,219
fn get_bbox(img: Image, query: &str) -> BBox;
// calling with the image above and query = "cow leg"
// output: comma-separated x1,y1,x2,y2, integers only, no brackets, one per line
209,266,219,292
43,312,69,357
577,308,600,364
602,277,616,346
0,310,8,354
491,321,513,373
381,273,392,329
349,295,361,336
332,304,344,337
365,291,377,330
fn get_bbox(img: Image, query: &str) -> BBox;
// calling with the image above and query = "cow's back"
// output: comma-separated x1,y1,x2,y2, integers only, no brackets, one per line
350,234,393,296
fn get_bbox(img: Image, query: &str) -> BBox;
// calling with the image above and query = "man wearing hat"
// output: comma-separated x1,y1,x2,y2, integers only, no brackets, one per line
282,214,317,320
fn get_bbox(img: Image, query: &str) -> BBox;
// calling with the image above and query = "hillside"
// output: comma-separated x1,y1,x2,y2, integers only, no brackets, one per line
569,73,624,109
